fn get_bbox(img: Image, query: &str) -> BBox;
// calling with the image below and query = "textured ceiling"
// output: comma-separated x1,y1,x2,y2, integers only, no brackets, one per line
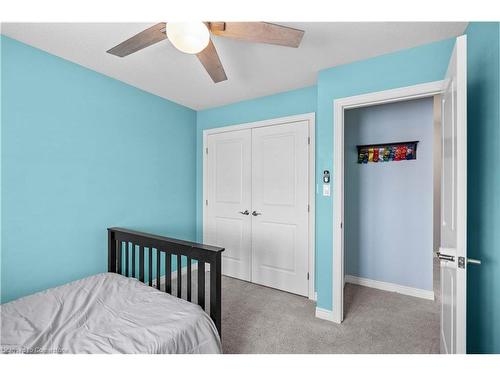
1,22,467,110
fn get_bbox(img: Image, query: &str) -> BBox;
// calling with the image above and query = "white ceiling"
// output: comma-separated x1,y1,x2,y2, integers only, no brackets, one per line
1,22,467,110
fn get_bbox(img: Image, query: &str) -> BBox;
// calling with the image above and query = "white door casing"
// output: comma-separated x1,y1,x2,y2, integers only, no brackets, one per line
331,80,446,324
439,35,467,354
251,121,310,296
206,129,252,281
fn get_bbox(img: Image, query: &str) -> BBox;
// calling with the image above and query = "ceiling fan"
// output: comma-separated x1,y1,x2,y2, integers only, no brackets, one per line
107,22,305,83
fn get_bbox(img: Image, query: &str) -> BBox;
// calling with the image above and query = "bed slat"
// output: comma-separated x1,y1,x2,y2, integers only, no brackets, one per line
125,242,129,277
132,244,136,278
198,262,205,309
187,257,192,302
177,254,182,298
165,253,172,294
148,247,153,287
156,249,161,290
117,241,122,275
139,246,145,282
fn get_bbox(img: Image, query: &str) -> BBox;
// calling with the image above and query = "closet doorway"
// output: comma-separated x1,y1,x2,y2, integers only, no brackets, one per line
203,114,315,298
343,97,438,297
332,35,469,353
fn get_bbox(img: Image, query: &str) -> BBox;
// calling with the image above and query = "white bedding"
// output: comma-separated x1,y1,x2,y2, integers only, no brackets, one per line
0,273,221,354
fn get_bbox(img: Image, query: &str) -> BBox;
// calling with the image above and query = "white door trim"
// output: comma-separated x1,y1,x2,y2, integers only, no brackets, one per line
203,112,316,300
332,81,444,323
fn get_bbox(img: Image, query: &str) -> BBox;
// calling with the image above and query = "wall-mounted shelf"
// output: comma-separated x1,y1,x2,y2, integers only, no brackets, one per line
356,141,419,163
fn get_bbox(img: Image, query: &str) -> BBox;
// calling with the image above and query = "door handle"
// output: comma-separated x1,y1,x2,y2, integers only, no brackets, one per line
437,252,482,266
436,252,455,262
238,210,249,215
252,211,262,216
467,258,481,265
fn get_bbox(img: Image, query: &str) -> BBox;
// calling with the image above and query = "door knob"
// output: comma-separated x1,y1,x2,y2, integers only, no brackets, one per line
467,258,481,265
238,210,249,215
252,211,262,216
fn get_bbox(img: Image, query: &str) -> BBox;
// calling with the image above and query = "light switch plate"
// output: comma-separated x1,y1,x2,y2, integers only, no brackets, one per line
323,184,330,197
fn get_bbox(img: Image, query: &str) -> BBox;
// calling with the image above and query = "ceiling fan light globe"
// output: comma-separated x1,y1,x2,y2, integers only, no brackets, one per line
167,22,210,54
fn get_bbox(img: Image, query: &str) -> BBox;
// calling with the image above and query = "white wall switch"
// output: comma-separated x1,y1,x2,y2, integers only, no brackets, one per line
323,184,331,197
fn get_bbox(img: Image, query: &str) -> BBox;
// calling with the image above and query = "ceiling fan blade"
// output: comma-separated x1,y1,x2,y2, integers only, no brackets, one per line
196,39,227,83
209,22,304,48
107,23,167,57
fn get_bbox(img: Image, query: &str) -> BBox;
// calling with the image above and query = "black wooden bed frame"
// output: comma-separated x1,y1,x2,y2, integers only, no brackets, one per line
107,228,225,335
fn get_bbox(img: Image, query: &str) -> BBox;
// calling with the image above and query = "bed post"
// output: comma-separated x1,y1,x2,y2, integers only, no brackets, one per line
210,253,222,336
108,229,116,273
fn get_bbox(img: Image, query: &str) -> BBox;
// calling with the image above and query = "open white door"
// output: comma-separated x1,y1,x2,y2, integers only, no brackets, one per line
438,35,467,354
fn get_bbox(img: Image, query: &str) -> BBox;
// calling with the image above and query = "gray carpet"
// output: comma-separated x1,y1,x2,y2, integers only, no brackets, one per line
219,259,440,354
166,259,440,354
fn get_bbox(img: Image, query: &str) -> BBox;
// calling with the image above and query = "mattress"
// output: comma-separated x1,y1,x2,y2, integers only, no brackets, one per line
0,273,222,354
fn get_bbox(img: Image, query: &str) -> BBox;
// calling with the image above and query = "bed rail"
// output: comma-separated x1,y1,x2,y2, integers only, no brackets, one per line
107,227,225,335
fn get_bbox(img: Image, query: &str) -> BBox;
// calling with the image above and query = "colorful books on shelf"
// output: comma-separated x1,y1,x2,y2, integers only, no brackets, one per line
357,141,418,164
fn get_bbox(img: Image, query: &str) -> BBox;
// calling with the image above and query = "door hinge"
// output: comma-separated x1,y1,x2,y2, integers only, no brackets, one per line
205,199,208,206
205,147,208,155
307,204,310,212
307,272,310,280
307,136,310,145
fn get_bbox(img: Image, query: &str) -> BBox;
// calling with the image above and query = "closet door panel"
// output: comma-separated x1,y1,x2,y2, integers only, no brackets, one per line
206,130,252,281
251,121,309,296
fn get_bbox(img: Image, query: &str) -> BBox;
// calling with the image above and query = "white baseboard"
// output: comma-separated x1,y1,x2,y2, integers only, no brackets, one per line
152,262,210,288
315,307,339,323
345,275,435,300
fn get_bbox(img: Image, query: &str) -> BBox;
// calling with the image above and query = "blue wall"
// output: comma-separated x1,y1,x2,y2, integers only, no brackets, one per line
1,36,197,303
344,98,434,291
195,86,318,242
465,22,500,354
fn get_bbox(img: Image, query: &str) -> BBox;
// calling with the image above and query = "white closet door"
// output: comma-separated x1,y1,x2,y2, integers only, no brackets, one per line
251,121,309,296
206,130,252,281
